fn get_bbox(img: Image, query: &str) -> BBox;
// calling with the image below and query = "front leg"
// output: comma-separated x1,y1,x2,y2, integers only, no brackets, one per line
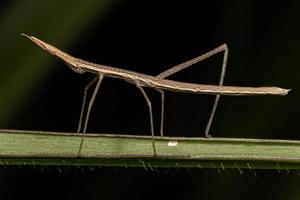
77,76,99,133
77,74,104,157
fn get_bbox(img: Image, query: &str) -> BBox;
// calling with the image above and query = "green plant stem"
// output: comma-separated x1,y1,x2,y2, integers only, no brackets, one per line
0,129,300,169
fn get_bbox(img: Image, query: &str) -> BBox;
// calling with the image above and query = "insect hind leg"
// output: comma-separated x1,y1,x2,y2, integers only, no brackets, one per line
156,44,229,137
204,44,228,137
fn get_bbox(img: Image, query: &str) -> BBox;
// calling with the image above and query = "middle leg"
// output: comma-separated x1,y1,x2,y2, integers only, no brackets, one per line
155,89,164,136
135,84,157,156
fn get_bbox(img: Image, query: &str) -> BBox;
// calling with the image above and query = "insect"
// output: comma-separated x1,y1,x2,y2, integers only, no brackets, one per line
22,34,290,157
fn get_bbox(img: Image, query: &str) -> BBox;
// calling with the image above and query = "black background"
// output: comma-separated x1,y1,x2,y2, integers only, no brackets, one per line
0,0,299,199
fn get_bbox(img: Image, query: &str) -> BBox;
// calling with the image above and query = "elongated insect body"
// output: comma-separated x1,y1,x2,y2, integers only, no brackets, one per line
22,33,290,157
21,34,290,96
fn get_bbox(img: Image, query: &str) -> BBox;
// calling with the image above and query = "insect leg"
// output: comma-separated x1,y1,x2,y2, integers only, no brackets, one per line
204,45,228,137
136,85,157,156
77,74,104,157
155,89,164,136
77,76,99,133
156,44,229,137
